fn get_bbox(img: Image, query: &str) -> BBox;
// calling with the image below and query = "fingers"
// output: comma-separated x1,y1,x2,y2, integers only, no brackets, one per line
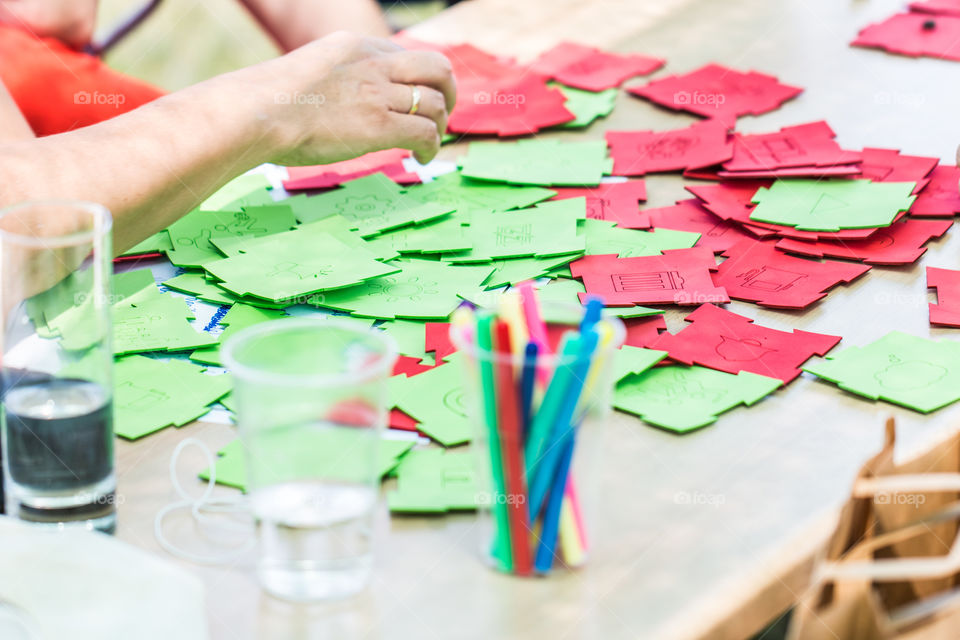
385,84,448,136
387,112,441,164
384,51,457,113
956,144,960,167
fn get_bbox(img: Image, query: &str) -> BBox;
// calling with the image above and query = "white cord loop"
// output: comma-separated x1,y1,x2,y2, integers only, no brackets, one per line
153,438,256,566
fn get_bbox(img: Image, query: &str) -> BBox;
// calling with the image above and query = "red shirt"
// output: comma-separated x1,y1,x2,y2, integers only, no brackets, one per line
0,24,165,136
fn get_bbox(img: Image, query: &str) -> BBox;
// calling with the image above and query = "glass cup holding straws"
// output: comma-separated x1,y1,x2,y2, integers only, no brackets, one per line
0,200,115,532
450,284,624,576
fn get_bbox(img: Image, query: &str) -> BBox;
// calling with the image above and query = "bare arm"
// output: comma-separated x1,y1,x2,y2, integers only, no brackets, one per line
0,33,454,254
239,0,391,52
0,82,33,142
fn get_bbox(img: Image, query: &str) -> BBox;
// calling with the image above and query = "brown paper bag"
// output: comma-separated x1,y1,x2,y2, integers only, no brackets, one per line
789,418,960,640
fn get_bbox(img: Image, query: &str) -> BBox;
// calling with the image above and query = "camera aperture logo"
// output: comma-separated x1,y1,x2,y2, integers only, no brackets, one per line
673,90,726,109
274,92,326,107
674,490,725,508
473,90,526,108
74,91,126,109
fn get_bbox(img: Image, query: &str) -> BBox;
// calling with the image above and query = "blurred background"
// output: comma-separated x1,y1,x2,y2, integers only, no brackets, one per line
95,0,446,90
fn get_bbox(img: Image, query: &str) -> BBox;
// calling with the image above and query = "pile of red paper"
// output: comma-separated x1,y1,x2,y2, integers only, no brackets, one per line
392,37,665,137
853,2,960,60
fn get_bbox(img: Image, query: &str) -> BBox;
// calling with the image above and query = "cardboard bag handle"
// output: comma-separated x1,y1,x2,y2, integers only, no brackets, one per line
818,501,960,582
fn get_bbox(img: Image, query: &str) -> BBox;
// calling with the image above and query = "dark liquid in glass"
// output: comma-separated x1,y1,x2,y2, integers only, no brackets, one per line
1,375,114,528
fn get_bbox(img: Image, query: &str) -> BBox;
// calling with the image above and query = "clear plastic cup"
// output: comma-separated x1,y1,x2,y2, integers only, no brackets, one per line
450,304,624,576
222,319,397,601
0,200,115,533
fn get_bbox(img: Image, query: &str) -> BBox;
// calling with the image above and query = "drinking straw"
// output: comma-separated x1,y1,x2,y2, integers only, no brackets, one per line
494,320,532,575
520,341,538,439
561,318,616,554
524,334,580,481
527,328,599,519
558,497,586,567
499,290,529,355
580,296,604,332
477,312,511,571
534,435,576,573
517,281,554,390
520,284,593,559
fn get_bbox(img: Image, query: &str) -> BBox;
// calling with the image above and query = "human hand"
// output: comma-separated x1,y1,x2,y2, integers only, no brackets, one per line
0,0,98,49
252,32,456,166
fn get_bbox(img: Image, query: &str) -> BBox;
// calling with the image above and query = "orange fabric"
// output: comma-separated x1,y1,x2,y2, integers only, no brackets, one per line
0,23,165,136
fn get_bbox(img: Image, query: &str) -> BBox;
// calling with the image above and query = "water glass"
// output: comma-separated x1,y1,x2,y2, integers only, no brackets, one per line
222,318,397,601
0,200,115,532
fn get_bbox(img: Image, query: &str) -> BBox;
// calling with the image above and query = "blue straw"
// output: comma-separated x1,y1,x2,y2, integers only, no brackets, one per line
580,296,604,332
520,341,538,439
527,327,598,519
533,434,576,573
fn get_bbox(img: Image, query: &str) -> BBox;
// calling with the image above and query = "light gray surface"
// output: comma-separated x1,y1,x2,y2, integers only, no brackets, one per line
116,2,960,639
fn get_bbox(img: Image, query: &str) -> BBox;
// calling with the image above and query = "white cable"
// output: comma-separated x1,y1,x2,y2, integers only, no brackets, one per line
153,438,256,566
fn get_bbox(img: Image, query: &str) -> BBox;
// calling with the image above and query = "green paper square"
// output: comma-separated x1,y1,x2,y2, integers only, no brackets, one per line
287,174,454,237
803,331,960,413
121,231,172,256
388,448,478,513
614,365,780,433
204,231,399,303
459,140,613,186
189,304,288,366
481,253,583,290
390,354,472,446
198,433,414,491
114,356,232,439
582,219,699,257
310,260,493,320
444,198,586,263
403,172,556,211
364,212,472,255
166,205,298,268
749,179,916,232
552,83,618,129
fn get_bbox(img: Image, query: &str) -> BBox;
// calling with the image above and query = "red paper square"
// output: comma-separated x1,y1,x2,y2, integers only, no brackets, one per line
856,148,939,186
551,181,648,227
283,149,419,191
569,247,729,306
852,12,960,61
714,240,871,309
722,121,862,172
639,199,767,253
651,303,841,383
392,355,436,377
928,266,960,326
627,63,803,124
605,120,734,176
389,408,420,431
425,322,457,362
910,165,960,216
623,315,668,348
447,73,575,136
911,0,960,16
775,218,952,265
716,164,862,179
529,41,664,91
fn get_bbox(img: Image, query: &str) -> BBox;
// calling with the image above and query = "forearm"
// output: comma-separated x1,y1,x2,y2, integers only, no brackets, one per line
0,70,287,254
240,0,391,51
0,83,34,142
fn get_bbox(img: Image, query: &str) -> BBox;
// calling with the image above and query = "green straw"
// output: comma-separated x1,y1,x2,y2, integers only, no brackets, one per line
477,312,512,571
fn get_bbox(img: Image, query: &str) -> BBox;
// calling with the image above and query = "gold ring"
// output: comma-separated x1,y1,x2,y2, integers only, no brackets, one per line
408,85,421,115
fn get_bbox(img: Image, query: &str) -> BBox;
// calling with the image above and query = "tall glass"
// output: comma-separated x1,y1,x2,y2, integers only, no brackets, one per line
0,201,114,533
222,319,397,602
